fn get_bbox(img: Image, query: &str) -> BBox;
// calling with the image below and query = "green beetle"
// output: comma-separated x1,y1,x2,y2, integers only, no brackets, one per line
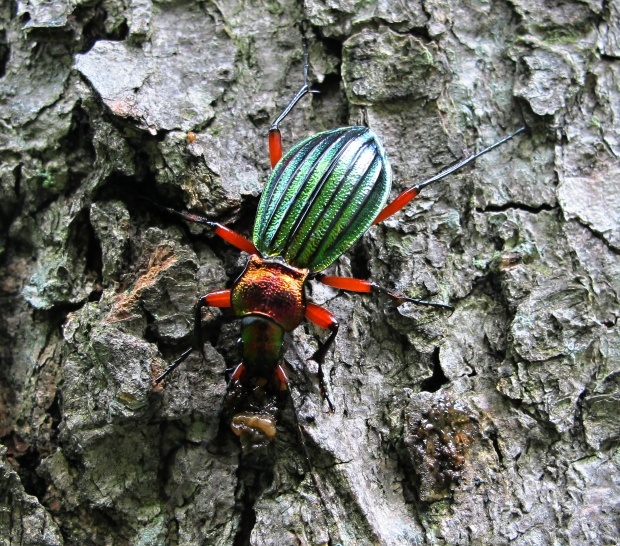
154,58,525,454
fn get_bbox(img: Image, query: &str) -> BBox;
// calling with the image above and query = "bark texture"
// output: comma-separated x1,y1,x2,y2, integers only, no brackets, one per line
1,0,619,545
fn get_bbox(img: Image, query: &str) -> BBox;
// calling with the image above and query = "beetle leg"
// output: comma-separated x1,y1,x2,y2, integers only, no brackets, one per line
304,302,338,411
274,363,289,390
316,274,453,310
210,224,258,255
372,126,527,225
268,52,319,167
154,289,232,383
229,362,246,382
147,201,258,254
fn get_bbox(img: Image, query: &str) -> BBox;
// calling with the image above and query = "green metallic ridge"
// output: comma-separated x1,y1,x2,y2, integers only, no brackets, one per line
256,128,353,252
254,126,392,271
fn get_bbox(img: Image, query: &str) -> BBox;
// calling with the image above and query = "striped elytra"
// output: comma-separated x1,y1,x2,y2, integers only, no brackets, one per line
253,126,392,271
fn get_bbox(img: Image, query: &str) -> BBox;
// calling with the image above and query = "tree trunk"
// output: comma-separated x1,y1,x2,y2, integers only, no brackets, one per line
1,0,618,544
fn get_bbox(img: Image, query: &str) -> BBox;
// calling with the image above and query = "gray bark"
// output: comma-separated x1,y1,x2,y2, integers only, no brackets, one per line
1,0,618,545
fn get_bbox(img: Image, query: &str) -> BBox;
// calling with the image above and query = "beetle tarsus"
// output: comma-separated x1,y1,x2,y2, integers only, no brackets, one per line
316,359,335,413
387,290,454,311
154,347,193,384
322,387,335,413
269,82,312,132
144,198,217,228
309,322,339,412
416,126,528,192
194,297,208,360
269,52,318,132
154,291,227,385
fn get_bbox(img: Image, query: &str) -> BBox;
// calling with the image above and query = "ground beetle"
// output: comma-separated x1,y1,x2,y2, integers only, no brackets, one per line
154,55,525,455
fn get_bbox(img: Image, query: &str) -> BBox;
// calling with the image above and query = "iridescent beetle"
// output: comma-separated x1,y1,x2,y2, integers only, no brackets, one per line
155,56,525,454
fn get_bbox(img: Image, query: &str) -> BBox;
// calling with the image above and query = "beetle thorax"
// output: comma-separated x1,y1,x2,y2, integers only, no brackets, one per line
231,255,309,332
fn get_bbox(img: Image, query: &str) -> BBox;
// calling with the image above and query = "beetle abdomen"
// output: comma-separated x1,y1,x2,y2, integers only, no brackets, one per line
254,126,392,271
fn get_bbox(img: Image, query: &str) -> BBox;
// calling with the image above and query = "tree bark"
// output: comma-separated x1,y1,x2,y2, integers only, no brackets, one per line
1,0,618,545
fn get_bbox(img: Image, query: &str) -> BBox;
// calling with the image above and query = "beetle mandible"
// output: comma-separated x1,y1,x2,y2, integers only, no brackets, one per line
154,54,525,454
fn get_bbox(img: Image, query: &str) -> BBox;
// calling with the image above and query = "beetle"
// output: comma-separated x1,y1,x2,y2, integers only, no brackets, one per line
153,55,525,455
